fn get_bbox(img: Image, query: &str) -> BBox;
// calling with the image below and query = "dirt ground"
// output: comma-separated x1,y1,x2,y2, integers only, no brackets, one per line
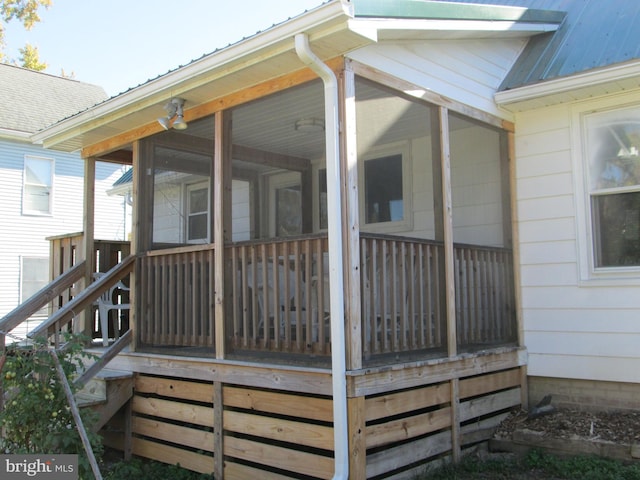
495,407,640,444
451,407,640,480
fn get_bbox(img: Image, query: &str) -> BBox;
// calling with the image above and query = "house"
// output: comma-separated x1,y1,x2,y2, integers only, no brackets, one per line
0,64,128,340
14,0,639,478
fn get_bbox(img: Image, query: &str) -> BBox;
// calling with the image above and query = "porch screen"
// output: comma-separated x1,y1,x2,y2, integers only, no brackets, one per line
152,146,212,246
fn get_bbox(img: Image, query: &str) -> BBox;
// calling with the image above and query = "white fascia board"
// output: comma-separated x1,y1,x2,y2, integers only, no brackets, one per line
495,60,640,107
349,18,559,40
31,1,355,146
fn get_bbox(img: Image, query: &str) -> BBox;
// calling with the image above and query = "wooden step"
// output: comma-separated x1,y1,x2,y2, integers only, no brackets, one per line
76,368,132,407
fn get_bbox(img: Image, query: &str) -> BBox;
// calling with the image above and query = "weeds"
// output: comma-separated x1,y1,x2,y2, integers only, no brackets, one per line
424,450,640,480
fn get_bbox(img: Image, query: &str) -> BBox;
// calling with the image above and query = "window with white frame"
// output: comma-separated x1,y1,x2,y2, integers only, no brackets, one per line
21,257,50,316
186,183,210,243
358,144,411,232
584,106,640,269
23,156,53,215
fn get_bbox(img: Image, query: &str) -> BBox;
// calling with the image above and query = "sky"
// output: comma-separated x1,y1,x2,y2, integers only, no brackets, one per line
4,0,327,97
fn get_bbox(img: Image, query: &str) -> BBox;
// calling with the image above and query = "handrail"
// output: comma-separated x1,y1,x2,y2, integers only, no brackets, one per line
29,254,137,340
74,329,132,389
0,261,87,335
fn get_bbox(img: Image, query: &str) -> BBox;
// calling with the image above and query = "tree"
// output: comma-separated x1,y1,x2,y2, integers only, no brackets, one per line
0,0,52,63
18,42,45,70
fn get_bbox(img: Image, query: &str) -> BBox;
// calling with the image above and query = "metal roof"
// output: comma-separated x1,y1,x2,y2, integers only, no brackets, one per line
30,0,577,152
442,0,640,90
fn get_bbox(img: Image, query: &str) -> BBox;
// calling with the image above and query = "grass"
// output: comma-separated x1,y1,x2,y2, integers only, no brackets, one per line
423,450,640,480
100,449,640,480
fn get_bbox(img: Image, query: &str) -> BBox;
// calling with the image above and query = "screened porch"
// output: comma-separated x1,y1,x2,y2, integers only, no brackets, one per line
123,65,517,366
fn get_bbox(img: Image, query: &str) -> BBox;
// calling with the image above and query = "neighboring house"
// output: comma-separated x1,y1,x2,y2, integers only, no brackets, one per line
25,0,640,478
0,64,127,331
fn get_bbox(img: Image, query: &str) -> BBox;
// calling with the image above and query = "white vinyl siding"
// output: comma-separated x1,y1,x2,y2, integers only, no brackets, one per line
348,38,526,120
514,90,640,384
0,139,126,318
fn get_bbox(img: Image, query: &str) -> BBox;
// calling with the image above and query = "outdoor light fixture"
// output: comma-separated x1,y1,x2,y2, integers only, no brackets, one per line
158,97,187,130
294,117,325,133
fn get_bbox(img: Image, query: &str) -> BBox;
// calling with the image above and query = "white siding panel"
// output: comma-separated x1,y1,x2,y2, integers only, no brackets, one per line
527,331,640,358
517,173,574,200
524,308,640,334
518,195,575,222
520,263,578,287
519,240,577,265
348,38,525,118
515,127,571,159
528,354,640,384
522,285,640,310
514,96,640,384
517,150,573,178
0,140,125,318
518,217,576,243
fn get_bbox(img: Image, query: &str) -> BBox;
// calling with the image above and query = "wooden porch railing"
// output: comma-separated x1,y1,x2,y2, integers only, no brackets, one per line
360,234,447,357
137,245,215,349
226,235,330,356
137,234,516,360
48,233,132,341
454,244,517,348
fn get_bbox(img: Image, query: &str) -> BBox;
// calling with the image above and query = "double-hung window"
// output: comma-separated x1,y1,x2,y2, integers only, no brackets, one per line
23,156,53,215
585,106,640,269
186,183,210,243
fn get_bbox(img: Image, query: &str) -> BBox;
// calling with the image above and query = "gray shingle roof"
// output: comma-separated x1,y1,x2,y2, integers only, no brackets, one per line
0,63,107,134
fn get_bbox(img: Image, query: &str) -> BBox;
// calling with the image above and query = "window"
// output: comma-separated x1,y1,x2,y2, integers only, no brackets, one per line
23,156,53,215
364,154,404,224
275,184,302,237
358,145,411,232
21,257,50,317
585,106,640,269
186,183,209,243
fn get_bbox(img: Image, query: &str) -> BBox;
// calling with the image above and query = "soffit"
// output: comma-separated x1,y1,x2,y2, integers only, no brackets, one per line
34,3,371,153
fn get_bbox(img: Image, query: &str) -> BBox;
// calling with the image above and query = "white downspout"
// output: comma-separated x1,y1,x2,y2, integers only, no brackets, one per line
295,33,349,480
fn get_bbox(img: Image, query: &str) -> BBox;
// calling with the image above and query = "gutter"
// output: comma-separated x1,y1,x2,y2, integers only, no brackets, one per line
294,33,349,480
495,60,640,108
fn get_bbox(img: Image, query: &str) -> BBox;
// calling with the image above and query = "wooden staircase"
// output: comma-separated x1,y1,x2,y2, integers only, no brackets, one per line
77,368,134,432
0,256,138,479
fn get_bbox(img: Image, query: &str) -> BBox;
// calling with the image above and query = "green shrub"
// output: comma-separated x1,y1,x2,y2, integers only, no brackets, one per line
0,334,103,479
104,457,213,480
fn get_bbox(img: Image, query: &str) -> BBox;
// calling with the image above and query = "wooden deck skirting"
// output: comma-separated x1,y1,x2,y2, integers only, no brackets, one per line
104,346,525,479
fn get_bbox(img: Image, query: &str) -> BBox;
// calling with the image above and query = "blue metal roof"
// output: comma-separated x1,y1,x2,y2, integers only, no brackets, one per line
440,0,640,90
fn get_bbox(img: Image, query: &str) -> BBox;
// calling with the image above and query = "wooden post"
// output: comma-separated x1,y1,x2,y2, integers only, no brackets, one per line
348,396,366,479
214,111,232,358
129,140,143,352
450,378,461,463
80,157,96,339
506,125,530,410
341,60,362,370
50,349,103,480
438,107,457,358
123,398,132,461
213,381,224,479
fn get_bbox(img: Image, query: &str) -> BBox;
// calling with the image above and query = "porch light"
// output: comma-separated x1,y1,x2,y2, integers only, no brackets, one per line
157,97,187,130
294,117,324,133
